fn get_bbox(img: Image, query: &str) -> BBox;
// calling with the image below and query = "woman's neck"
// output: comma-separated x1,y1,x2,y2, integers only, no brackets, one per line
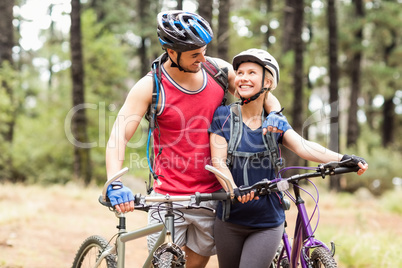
241,98,264,130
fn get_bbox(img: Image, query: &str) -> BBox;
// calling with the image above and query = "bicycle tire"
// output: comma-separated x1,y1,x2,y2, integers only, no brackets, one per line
269,244,289,268
153,251,185,268
154,252,174,268
72,235,117,268
310,246,337,268
270,258,289,268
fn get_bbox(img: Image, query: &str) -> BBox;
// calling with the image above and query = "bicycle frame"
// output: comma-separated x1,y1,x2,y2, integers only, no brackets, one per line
86,165,233,268
76,164,353,268
276,181,334,268
93,209,169,268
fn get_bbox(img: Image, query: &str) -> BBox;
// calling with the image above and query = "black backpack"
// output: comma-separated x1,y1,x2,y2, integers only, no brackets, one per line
145,53,229,193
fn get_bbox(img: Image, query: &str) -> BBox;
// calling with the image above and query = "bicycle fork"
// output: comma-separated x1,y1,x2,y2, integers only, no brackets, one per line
292,204,332,268
280,184,334,268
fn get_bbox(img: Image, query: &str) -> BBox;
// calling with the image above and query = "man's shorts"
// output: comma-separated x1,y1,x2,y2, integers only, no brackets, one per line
147,191,219,256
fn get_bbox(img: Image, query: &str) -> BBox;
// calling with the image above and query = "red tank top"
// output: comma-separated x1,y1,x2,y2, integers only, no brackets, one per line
152,65,224,195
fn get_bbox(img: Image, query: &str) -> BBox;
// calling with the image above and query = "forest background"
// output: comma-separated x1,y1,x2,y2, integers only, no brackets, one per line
1,0,402,267
1,0,401,195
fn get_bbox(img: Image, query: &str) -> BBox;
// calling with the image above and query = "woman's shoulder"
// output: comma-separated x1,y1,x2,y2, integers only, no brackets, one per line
214,105,231,117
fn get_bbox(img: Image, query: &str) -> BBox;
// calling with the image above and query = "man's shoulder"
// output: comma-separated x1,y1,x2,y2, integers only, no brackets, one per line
127,75,153,103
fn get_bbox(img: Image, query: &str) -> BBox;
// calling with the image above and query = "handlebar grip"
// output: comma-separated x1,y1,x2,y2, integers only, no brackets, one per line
99,195,113,208
333,166,360,174
194,191,230,204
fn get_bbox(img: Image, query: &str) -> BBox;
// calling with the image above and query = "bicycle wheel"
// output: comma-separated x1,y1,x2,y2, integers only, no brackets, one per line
154,252,175,268
269,257,289,268
72,235,117,268
152,243,185,268
269,244,289,268
310,247,337,268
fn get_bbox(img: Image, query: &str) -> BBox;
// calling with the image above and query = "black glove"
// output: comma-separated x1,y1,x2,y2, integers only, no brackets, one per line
234,188,243,199
339,154,367,167
234,188,252,199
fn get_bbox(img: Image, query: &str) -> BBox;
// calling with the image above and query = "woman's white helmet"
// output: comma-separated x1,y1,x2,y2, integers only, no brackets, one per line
232,48,280,90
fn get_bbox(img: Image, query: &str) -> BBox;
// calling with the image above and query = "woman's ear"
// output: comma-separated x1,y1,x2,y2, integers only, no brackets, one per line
264,79,273,90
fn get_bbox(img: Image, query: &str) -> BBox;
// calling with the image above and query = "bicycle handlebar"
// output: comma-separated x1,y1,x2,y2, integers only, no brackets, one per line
101,167,129,202
237,164,359,196
100,161,360,210
99,190,230,211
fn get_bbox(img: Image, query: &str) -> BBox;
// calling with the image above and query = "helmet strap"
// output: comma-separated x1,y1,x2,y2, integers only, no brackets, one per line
168,52,185,71
239,88,269,105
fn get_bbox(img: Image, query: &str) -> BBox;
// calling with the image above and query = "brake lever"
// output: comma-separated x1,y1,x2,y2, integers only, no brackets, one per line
318,161,342,178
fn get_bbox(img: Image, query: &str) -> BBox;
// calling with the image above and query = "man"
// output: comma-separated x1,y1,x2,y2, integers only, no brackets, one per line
105,11,282,267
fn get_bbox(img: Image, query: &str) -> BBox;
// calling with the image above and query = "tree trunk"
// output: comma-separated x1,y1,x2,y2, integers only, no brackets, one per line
382,97,395,147
70,0,92,185
177,0,183,10
347,0,364,147
265,0,273,48
291,0,304,135
0,0,15,181
282,0,294,54
327,0,341,191
138,0,149,77
281,0,304,175
0,0,15,143
381,29,397,148
0,0,13,64
198,0,215,56
217,0,230,61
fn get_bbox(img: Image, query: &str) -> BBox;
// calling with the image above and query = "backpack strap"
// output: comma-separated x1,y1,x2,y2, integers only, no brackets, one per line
262,111,284,175
226,103,242,169
202,57,229,106
145,53,167,194
226,103,284,183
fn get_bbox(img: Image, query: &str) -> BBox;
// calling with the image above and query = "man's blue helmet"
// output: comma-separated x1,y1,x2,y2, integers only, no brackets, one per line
157,10,213,52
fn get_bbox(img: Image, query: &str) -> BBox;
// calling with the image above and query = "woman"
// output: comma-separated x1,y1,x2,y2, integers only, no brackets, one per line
208,48,368,268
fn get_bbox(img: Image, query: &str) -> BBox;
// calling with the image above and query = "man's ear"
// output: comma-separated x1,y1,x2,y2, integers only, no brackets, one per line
167,48,175,57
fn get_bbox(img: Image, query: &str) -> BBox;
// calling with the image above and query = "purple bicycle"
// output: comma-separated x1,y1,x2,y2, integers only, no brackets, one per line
224,161,359,268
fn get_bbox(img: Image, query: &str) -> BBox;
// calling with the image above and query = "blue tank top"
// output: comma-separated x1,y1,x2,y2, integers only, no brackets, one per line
208,105,285,228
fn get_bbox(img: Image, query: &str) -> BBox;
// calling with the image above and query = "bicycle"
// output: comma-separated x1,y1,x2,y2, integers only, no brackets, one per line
71,165,235,268
231,160,359,268
72,161,357,268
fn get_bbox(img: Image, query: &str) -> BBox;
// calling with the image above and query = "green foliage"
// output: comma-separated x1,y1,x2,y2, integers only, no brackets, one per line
12,90,74,184
342,129,401,195
0,63,15,132
336,230,402,267
80,9,134,184
5,0,402,188
0,62,20,180
379,190,402,215
11,8,134,185
313,190,402,267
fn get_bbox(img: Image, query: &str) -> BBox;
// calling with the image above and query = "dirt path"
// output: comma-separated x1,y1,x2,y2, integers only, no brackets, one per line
0,182,401,267
0,182,218,268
